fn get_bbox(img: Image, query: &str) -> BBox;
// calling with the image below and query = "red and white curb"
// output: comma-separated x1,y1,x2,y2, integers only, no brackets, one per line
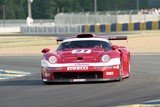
0,69,30,80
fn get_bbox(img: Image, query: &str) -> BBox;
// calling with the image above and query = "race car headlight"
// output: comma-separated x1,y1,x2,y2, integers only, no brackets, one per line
101,55,110,62
49,56,57,64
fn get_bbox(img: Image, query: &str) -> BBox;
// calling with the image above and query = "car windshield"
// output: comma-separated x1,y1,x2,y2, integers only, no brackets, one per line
57,40,111,50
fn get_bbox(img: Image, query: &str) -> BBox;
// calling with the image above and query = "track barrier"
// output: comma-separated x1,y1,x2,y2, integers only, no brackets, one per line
82,21,160,33
21,21,160,34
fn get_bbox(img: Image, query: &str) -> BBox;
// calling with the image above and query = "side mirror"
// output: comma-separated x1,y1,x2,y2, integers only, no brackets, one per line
42,48,50,53
111,45,119,50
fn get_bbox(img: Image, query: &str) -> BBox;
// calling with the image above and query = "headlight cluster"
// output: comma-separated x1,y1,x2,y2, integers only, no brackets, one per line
49,56,57,64
101,55,110,62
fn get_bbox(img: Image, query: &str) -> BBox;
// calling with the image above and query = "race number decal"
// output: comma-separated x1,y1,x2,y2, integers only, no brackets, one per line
71,49,91,54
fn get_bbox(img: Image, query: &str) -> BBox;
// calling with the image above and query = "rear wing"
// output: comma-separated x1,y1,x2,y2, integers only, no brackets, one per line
56,37,65,42
56,34,127,44
56,37,67,44
106,36,127,40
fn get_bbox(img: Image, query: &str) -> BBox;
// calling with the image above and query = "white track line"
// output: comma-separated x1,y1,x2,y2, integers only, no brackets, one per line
0,70,30,80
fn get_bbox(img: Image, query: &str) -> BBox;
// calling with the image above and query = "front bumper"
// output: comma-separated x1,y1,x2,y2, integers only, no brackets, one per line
41,65,121,83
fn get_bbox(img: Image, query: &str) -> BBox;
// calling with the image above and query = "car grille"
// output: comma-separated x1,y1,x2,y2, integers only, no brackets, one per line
54,72,103,80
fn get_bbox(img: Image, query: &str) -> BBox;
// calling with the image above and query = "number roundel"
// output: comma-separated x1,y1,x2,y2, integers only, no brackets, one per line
71,49,91,54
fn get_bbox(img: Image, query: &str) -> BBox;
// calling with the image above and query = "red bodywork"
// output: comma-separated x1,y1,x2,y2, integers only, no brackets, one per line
41,34,130,83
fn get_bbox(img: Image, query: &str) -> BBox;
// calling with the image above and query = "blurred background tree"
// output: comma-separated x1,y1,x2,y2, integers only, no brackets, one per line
0,0,159,19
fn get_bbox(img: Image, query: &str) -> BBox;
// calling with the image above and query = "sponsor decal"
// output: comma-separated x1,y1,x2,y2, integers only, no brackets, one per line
71,49,91,54
67,66,88,70
106,71,114,75
71,79,86,82
112,65,120,69
73,63,89,66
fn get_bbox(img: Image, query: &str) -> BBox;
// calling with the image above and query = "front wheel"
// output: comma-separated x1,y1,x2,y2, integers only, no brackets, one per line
126,60,131,78
119,59,123,81
42,81,52,85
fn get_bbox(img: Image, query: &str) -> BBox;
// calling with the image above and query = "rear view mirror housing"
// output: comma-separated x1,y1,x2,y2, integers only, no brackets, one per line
111,45,119,50
42,48,50,53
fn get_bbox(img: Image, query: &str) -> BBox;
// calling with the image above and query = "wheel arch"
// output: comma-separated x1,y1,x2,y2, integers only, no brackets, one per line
118,48,130,78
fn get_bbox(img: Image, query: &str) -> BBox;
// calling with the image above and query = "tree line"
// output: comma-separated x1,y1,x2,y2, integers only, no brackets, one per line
0,0,155,19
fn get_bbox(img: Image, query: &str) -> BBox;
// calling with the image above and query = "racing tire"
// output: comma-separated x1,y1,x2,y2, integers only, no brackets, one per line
127,60,131,78
42,80,52,85
119,59,123,81
43,82,52,85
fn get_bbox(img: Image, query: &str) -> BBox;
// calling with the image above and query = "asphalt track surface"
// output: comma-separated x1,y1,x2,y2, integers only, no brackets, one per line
0,55,160,107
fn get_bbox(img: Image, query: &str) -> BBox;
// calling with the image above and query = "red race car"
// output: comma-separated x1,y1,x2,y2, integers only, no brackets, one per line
41,34,130,84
